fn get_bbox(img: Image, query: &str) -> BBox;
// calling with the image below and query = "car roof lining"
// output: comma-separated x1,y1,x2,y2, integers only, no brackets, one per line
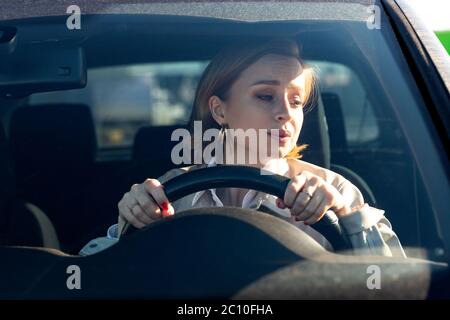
0,0,379,23
1,15,369,66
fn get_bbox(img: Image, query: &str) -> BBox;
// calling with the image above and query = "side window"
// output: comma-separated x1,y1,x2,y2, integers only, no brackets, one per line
29,62,208,149
310,61,441,256
311,61,380,147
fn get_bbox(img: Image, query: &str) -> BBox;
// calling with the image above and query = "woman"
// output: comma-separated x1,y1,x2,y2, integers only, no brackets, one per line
80,38,405,257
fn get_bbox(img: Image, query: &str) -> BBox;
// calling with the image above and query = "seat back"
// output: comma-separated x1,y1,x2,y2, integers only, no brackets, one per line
299,94,330,168
9,104,96,253
132,124,188,180
321,92,348,163
0,120,59,248
10,104,96,188
320,92,377,205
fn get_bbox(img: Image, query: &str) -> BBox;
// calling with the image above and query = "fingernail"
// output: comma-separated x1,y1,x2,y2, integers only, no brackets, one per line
161,202,169,211
162,211,170,217
304,221,309,225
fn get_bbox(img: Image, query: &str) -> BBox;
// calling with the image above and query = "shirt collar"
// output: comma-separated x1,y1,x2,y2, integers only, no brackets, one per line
191,157,290,208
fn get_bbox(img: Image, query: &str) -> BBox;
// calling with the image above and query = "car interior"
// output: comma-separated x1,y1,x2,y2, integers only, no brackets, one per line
0,13,448,298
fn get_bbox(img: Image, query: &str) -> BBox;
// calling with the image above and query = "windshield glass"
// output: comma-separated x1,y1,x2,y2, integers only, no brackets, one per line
0,0,448,299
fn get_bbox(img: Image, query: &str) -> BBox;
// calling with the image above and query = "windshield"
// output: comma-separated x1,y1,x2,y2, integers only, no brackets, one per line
0,0,448,299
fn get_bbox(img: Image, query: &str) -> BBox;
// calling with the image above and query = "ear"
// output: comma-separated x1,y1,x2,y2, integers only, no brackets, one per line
208,95,226,126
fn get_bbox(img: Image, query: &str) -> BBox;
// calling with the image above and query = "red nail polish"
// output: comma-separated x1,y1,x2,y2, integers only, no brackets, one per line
161,202,169,211
304,221,309,225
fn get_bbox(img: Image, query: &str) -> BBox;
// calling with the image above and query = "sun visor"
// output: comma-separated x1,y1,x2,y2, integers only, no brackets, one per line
0,31,86,98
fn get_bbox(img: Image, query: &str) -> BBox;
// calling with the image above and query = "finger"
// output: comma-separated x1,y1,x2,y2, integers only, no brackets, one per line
132,205,153,225
301,183,317,201
296,188,324,222
134,189,163,219
118,202,146,229
304,199,332,225
304,197,330,225
147,201,165,220
123,190,154,225
148,193,173,218
283,173,307,208
123,192,153,224
123,192,138,209
144,179,170,208
161,202,175,217
291,192,312,217
290,181,317,216
276,198,286,209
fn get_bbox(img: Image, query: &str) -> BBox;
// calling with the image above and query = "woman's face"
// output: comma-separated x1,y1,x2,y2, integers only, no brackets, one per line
214,54,306,163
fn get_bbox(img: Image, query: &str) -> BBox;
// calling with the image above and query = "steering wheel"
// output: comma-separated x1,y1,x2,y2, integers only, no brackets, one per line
122,165,351,251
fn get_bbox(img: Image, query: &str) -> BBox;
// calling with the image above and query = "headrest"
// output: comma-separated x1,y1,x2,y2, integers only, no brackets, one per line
133,125,187,164
321,92,347,152
9,104,97,183
298,94,331,168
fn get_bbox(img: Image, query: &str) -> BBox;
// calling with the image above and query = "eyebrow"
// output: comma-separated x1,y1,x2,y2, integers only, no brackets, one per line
250,80,280,87
250,79,303,93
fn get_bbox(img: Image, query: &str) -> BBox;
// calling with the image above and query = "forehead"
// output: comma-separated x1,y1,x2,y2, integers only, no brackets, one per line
239,54,304,87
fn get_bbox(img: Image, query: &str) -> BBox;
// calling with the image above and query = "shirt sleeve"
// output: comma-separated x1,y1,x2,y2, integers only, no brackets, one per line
338,204,407,257
78,224,119,256
334,176,407,258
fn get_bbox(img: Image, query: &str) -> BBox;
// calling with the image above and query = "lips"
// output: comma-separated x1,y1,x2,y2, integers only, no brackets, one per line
278,129,291,138
268,128,292,144
269,128,291,138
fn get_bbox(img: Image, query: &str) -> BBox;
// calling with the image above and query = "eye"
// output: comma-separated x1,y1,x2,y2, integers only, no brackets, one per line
257,94,274,102
291,98,303,107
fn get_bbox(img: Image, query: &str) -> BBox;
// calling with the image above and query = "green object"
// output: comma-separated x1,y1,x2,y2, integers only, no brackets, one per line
435,30,450,55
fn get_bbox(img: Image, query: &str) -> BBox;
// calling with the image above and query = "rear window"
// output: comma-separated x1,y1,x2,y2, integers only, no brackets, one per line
313,61,379,146
29,61,208,149
30,60,380,150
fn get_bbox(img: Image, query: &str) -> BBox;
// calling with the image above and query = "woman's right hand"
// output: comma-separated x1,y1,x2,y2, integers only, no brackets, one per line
117,178,174,233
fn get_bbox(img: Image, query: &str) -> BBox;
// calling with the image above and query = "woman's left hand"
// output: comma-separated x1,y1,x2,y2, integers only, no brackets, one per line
276,171,353,225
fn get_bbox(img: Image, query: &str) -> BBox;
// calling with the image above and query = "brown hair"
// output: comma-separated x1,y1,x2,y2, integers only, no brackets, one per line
189,37,317,159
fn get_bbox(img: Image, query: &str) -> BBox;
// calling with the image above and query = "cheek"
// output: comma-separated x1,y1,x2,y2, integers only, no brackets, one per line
291,110,304,138
226,99,270,130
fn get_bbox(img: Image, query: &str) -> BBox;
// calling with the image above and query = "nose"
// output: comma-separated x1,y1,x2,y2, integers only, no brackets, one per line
274,94,293,122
